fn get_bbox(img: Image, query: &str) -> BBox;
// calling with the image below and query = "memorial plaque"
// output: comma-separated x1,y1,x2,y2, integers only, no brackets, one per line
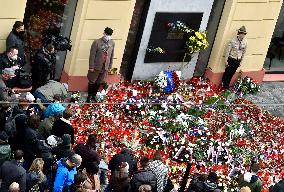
144,12,203,63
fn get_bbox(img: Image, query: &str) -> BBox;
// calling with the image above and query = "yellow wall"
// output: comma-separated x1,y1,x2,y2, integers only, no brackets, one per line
64,0,136,77
208,0,283,73
0,0,27,52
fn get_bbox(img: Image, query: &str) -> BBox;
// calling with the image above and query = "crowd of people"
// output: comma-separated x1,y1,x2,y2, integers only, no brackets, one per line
0,20,59,102
0,98,283,192
0,21,283,192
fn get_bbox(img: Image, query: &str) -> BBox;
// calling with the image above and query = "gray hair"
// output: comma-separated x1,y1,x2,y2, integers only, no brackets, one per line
69,154,82,167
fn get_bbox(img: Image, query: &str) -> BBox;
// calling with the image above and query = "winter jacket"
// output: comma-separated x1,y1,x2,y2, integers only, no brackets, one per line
0,78,17,102
82,174,100,191
31,48,56,88
38,116,56,139
238,172,262,192
43,103,65,119
110,168,130,192
89,37,115,71
148,160,168,192
187,174,206,192
52,145,75,160
73,143,100,168
6,31,25,63
52,118,74,144
0,53,20,73
270,179,284,192
26,171,47,191
0,141,11,167
0,159,26,192
129,169,157,192
53,158,77,192
35,80,68,102
109,150,138,177
23,127,42,163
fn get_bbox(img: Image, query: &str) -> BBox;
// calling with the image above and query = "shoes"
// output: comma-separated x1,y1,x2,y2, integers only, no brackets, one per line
86,83,100,103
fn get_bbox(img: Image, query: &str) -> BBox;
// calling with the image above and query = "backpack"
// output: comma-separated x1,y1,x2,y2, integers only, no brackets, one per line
26,172,40,191
4,113,26,137
0,144,11,166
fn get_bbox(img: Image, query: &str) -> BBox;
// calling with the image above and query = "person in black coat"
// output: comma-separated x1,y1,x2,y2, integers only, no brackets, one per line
6,21,25,66
129,157,157,192
51,134,75,160
0,46,22,88
0,150,26,192
31,43,56,92
270,179,284,192
23,114,43,169
187,173,207,192
52,109,75,144
109,148,138,177
73,134,100,168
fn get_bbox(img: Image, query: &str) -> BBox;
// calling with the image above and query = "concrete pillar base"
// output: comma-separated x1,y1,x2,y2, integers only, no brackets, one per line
61,71,121,91
204,68,265,86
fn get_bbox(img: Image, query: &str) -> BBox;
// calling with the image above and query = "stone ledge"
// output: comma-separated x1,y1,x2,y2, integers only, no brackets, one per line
61,71,121,91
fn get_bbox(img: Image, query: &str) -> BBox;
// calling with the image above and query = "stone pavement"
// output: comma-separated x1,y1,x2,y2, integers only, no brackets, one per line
245,82,284,118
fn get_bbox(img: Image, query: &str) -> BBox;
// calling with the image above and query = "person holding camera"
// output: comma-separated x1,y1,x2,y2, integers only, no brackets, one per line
31,43,56,92
87,27,115,102
0,68,20,101
0,46,22,88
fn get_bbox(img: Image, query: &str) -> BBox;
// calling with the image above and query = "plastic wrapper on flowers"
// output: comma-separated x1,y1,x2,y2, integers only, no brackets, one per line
68,73,283,191
154,70,181,93
233,76,260,95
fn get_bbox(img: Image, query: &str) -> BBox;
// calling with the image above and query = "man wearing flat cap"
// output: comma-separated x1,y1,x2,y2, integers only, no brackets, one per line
222,26,248,89
0,68,18,101
87,27,115,102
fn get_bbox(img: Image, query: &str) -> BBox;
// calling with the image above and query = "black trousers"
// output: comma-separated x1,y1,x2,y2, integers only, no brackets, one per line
222,57,241,88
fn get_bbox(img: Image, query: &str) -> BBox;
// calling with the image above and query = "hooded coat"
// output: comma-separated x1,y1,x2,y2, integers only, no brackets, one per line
129,169,157,192
108,149,138,177
6,30,25,63
0,159,26,192
53,158,77,192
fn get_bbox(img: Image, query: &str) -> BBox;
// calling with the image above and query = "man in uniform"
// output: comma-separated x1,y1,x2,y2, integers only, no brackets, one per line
222,26,248,89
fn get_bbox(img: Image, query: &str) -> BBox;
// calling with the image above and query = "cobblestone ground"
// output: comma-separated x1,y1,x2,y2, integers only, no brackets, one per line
73,82,284,118
244,82,284,118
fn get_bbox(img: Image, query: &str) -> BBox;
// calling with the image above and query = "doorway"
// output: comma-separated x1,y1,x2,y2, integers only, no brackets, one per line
264,1,284,74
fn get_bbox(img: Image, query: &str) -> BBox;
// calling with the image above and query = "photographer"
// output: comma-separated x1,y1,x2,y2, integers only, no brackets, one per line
31,43,56,92
0,46,22,88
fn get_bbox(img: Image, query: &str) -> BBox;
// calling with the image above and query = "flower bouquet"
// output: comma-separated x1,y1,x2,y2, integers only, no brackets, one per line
154,71,181,93
185,31,209,54
167,21,193,33
234,76,260,95
146,46,165,54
